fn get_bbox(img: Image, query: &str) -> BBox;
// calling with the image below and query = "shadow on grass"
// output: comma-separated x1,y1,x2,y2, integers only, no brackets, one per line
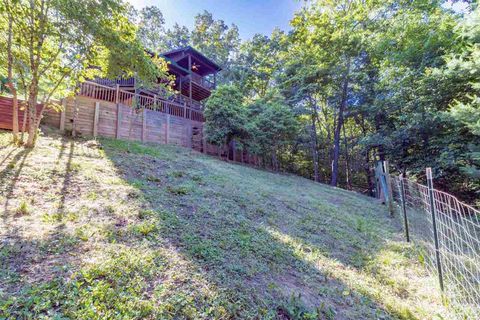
94,138,420,319
1,147,32,218
0,135,425,319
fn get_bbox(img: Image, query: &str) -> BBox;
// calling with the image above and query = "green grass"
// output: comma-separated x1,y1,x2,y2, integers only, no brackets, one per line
0,129,452,319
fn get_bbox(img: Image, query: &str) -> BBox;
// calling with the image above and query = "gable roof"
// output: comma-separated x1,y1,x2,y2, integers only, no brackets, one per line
161,46,222,72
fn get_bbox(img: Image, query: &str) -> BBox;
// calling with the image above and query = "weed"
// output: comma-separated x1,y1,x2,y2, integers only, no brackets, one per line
15,200,30,216
170,170,185,178
166,185,190,195
131,221,158,237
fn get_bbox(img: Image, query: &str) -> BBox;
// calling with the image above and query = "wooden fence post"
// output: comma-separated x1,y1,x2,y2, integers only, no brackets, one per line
93,102,100,138
142,107,146,142
202,127,207,154
116,103,122,139
187,123,192,148
115,84,120,104
59,99,66,132
165,113,170,144
72,97,79,137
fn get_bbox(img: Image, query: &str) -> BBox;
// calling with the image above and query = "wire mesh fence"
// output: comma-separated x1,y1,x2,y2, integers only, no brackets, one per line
390,172,480,319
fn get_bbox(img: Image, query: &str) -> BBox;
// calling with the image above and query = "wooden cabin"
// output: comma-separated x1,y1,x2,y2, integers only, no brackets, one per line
0,46,259,163
92,46,221,111
33,46,228,154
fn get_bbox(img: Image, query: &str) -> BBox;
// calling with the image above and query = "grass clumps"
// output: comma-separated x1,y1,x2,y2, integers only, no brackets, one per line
0,132,453,319
166,185,191,195
15,200,30,216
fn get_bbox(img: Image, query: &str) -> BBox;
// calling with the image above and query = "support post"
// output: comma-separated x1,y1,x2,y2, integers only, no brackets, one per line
59,99,66,132
426,167,444,292
202,126,207,154
142,107,146,143
116,103,121,139
93,102,100,138
188,55,192,102
154,95,157,111
165,114,170,144
187,123,192,148
72,97,79,137
115,84,120,104
399,173,410,242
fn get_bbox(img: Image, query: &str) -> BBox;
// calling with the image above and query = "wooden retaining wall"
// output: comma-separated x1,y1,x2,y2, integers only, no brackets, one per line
41,96,204,149
0,94,260,165
0,96,42,131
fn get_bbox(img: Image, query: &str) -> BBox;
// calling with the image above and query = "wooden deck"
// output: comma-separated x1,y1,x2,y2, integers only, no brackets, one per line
79,81,205,123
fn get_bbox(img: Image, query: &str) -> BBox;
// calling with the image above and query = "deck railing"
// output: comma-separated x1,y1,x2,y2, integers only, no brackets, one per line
188,73,215,90
79,81,204,122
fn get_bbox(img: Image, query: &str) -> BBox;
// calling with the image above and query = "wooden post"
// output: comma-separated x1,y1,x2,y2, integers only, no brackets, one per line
115,84,120,104
142,107,146,142
72,97,79,137
116,103,121,139
154,95,157,111
202,126,207,154
93,102,100,138
188,55,193,102
187,123,192,148
59,99,66,132
184,101,187,119
165,114,170,144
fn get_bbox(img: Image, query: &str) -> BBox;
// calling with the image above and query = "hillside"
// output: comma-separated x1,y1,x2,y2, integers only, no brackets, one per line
0,129,450,319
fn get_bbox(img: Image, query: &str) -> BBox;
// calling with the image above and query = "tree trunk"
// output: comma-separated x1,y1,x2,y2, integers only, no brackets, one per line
25,85,39,148
343,123,352,190
310,102,320,182
6,15,19,144
331,59,351,187
310,119,320,182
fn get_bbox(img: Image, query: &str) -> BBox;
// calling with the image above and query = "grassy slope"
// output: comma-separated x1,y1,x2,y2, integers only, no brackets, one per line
0,130,450,319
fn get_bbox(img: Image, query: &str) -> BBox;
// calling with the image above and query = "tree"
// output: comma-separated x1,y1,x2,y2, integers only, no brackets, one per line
1,0,168,147
204,85,247,158
164,23,191,49
191,11,240,82
0,1,20,143
289,0,373,186
136,6,167,52
232,29,286,98
247,95,299,171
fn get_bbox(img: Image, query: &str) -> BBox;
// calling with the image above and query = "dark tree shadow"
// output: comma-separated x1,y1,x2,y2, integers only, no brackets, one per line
1,147,32,218
97,140,420,320
56,140,75,215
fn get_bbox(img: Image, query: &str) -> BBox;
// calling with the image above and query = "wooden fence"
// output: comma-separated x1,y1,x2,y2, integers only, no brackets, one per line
79,81,204,122
0,82,260,165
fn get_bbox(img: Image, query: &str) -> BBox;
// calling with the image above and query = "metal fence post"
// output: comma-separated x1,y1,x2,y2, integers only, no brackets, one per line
399,173,410,242
426,167,444,292
383,161,394,216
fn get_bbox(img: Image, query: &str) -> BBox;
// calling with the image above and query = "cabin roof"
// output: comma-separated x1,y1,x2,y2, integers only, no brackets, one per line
162,46,222,73
163,57,190,76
